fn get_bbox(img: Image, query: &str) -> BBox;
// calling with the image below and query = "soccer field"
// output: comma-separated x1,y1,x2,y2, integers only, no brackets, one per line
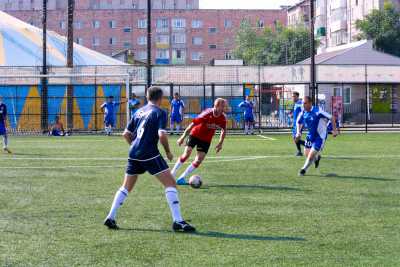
1,133,400,266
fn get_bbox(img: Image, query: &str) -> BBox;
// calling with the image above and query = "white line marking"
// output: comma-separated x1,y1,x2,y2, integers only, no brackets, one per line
257,135,276,140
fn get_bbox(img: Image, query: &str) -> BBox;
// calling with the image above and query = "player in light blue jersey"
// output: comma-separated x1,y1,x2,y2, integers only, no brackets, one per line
104,86,195,232
295,96,338,176
100,96,121,136
238,95,255,135
291,92,305,156
170,93,185,134
128,93,141,119
0,97,11,153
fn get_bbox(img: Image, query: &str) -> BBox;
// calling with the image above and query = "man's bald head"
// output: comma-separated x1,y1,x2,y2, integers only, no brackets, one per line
213,98,227,116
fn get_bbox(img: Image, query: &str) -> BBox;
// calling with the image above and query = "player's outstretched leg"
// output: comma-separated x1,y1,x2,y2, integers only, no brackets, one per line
177,151,204,185
104,174,138,230
314,154,321,168
171,146,192,178
299,148,318,176
2,134,11,154
295,139,305,156
156,170,196,232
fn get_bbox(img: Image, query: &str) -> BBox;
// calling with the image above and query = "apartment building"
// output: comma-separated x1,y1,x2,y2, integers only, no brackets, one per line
0,0,285,65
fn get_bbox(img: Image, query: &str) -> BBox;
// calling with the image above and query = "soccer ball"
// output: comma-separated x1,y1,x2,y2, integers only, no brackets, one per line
189,175,202,189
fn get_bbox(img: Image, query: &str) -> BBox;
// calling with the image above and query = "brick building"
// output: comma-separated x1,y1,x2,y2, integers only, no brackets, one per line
0,0,286,65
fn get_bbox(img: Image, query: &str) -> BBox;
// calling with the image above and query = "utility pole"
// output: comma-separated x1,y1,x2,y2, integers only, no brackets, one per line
41,0,48,132
310,0,317,103
67,0,74,130
146,0,152,92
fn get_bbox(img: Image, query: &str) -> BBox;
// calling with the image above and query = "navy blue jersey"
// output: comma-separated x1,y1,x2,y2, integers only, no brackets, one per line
0,103,7,124
126,104,167,160
238,100,254,118
297,106,332,141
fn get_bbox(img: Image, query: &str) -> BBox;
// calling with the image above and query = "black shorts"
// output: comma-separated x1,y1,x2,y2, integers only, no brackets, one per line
187,135,211,154
126,155,169,176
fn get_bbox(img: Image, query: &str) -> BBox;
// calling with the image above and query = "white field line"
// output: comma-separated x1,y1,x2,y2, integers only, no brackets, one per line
256,135,276,140
1,154,400,170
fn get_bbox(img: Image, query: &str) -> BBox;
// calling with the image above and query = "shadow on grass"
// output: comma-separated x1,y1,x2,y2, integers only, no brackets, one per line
310,173,396,182
119,228,306,242
205,184,305,192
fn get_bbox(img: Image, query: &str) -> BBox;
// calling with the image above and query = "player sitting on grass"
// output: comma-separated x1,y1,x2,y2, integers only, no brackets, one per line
291,91,305,156
296,96,338,176
49,116,65,136
0,97,11,153
104,86,195,232
171,98,227,185
238,95,255,135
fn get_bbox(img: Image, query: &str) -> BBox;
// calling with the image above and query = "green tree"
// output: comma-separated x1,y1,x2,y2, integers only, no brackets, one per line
233,21,311,65
356,2,400,57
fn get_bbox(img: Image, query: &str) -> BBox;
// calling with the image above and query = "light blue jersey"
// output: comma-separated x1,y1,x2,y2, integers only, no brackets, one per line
292,99,303,136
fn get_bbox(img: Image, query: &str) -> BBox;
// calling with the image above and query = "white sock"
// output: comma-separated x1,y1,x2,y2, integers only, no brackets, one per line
2,135,8,148
171,158,184,177
250,124,254,134
179,163,197,180
176,125,181,132
106,187,129,220
302,157,315,171
165,187,183,222
245,125,248,134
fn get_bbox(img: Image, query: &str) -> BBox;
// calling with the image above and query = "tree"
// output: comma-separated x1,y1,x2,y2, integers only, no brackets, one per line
233,21,312,65
356,2,400,57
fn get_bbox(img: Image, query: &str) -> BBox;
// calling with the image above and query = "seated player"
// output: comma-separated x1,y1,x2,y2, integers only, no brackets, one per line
49,116,65,136
128,93,141,119
238,95,255,135
170,93,185,135
104,86,195,232
291,91,305,156
100,96,121,136
171,98,227,185
0,97,11,153
295,96,338,176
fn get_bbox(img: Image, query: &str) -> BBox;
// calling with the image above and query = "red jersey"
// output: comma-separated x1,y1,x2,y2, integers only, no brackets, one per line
190,108,227,143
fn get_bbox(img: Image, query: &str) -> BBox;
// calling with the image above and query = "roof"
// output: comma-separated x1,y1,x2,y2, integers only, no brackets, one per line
298,40,400,65
0,11,127,66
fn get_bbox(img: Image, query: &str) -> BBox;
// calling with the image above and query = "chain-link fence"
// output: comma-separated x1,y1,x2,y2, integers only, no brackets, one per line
0,64,399,133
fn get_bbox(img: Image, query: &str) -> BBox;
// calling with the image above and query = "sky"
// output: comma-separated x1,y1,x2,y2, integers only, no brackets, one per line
200,0,299,9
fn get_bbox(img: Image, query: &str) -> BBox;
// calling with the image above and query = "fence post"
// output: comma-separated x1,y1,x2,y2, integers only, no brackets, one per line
211,83,215,103
258,66,262,132
365,65,368,133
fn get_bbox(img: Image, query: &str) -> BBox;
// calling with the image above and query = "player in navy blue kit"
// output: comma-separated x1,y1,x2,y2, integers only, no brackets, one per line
295,96,338,176
0,97,11,154
104,86,195,232
291,92,305,156
100,96,121,136
238,96,255,135
170,93,185,134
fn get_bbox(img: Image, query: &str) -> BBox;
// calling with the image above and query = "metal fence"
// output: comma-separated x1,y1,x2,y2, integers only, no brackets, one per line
0,64,399,133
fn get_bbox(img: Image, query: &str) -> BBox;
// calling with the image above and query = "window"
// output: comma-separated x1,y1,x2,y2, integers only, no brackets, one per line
224,19,232,28
191,52,202,61
137,36,147,45
137,50,147,60
75,38,83,45
161,0,167,9
156,49,169,59
333,87,341,97
156,18,169,29
138,19,147,28
174,49,185,59
208,27,217,33
123,42,131,49
93,20,100,29
224,52,233,60
192,36,203,45
343,87,351,104
186,0,192,9
60,21,66,29
109,20,117,28
172,18,186,28
331,30,347,46
257,20,264,28
209,44,217,49
109,37,117,45
172,33,186,44
123,27,131,32
74,21,82,29
92,37,100,46
191,20,203,28
156,35,169,44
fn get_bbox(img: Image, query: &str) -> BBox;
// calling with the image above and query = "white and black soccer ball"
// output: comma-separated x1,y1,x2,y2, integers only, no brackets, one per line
189,175,202,189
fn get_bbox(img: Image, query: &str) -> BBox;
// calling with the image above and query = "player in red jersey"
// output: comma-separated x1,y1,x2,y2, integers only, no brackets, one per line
171,98,227,185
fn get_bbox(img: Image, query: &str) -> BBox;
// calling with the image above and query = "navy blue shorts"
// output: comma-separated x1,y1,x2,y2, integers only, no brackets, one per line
170,114,183,123
244,115,254,123
104,117,115,127
126,155,169,176
0,123,6,135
